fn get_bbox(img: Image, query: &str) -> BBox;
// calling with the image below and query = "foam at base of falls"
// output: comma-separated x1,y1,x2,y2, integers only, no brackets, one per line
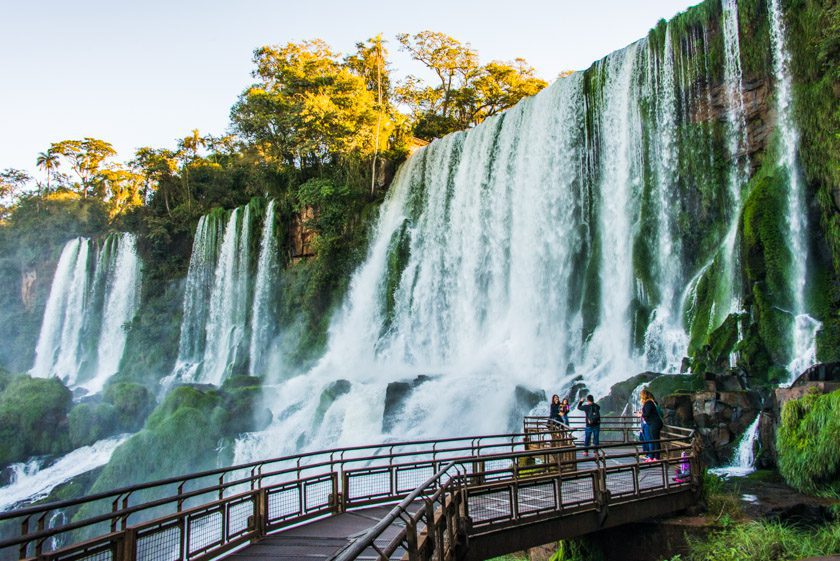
0,435,130,512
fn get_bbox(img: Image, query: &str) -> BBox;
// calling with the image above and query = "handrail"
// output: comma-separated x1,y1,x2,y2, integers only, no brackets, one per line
0,417,698,561
0,428,560,522
332,461,461,561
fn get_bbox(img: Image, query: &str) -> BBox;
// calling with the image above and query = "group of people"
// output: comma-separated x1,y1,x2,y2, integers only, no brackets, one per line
547,389,664,461
549,393,601,456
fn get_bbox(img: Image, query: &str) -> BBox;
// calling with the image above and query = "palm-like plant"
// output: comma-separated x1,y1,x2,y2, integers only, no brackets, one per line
35,149,59,191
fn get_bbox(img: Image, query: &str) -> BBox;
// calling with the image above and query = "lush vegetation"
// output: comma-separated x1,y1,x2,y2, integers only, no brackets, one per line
677,520,840,561
776,388,840,497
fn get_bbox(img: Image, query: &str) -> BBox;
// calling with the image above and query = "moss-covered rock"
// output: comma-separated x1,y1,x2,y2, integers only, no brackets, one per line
741,170,796,368
68,403,117,448
103,381,155,432
0,375,73,465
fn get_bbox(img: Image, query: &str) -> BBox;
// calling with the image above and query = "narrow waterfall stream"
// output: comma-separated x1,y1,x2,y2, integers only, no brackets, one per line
30,234,141,392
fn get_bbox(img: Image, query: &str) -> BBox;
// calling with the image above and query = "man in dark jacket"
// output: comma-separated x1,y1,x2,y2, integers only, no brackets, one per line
577,395,601,456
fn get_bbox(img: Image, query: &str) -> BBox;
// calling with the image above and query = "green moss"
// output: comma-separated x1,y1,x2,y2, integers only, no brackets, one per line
741,169,797,367
68,403,117,448
0,375,73,465
776,389,840,497
648,374,700,398
103,382,154,432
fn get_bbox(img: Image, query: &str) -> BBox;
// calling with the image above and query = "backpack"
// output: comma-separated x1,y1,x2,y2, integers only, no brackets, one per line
589,404,601,425
655,402,664,421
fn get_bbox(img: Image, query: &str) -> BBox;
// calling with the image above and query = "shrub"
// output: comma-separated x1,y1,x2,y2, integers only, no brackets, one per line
776,389,840,497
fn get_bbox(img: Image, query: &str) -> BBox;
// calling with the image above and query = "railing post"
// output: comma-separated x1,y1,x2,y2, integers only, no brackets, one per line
253,488,268,541
119,527,137,561
405,516,419,561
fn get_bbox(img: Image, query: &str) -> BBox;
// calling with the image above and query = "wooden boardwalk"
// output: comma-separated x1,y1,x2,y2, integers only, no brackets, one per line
0,419,699,561
226,448,679,561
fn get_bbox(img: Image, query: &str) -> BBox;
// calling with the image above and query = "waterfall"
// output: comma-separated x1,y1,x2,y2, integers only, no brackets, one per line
30,234,141,391
249,200,279,378
173,213,224,380
172,200,279,386
201,206,253,386
767,0,821,381
642,24,688,371
225,5,824,459
719,0,750,316
85,235,142,393
710,415,760,477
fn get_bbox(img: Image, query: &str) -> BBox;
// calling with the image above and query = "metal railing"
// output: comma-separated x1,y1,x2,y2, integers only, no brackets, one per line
337,418,699,560
0,417,697,561
0,428,572,561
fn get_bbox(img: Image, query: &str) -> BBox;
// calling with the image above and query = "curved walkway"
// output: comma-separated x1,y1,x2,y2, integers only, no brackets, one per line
0,418,700,561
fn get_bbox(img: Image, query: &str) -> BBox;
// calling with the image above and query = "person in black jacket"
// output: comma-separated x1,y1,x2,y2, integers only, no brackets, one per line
577,394,601,456
640,389,663,461
549,394,562,426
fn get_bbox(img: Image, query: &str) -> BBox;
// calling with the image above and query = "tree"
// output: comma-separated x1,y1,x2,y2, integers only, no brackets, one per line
0,168,31,220
50,138,116,198
396,31,478,121
131,147,178,212
231,39,379,167
396,31,547,139
97,166,144,216
35,150,60,192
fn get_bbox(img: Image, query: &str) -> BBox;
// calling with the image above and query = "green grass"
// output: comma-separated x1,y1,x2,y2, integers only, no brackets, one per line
680,520,840,561
776,389,840,497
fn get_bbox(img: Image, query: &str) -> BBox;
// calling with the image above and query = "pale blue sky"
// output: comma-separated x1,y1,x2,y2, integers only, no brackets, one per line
0,0,699,177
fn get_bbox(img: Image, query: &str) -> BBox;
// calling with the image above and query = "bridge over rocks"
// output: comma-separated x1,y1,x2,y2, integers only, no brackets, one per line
0,417,701,561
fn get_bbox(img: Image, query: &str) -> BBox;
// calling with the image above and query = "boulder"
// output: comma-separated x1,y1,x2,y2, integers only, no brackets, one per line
598,371,661,415
381,375,433,433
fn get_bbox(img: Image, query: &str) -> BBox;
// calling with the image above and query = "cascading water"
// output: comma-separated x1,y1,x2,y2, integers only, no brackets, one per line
201,206,253,386
236,38,731,461
767,0,821,381
228,3,824,461
0,435,130,511
172,200,279,385
86,235,142,393
30,234,141,391
249,200,279,378
710,415,761,477
642,24,689,371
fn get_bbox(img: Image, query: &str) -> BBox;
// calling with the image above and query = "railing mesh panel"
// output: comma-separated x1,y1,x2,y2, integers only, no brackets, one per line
188,509,223,554
606,469,637,497
137,525,181,561
66,546,113,561
347,469,390,501
228,498,254,537
396,465,435,493
638,465,665,491
468,489,512,523
561,476,594,506
304,478,332,511
517,482,556,514
267,486,301,522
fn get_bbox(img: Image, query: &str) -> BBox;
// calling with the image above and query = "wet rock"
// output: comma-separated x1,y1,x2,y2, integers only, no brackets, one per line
598,372,661,415
509,385,547,431
314,379,351,421
381,375,433,433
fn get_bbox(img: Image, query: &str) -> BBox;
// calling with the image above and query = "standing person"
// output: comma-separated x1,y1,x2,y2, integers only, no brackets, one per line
560,398,571,426
577,395,601,456
549,394,562,426
640,389,663,461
